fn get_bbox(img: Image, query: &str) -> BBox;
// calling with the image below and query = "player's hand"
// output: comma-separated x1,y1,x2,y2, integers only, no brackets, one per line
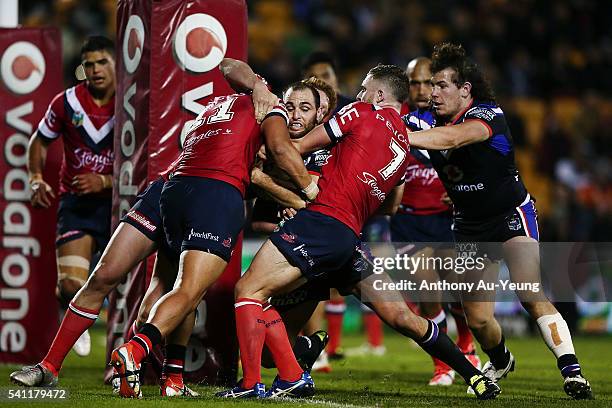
441,192,452,205
30,177,55,208
282,207,297,220
250,165,264,184
301,181,319,201
252,81,278,123
72,173,105,195
257,145,267,161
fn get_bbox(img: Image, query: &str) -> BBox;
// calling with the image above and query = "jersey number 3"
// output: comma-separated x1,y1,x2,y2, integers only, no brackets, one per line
379,139,406,180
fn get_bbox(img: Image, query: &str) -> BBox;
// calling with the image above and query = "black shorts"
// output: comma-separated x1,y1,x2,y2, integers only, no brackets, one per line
453,195,538,260
160,176,245,261
270,242,375,311
56,193,111,251
453,195,539,242
120,178,165,243
269,209,360,282
390,211,454,256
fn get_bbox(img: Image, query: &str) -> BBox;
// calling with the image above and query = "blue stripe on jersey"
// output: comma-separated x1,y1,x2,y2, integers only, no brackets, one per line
489,134,512,155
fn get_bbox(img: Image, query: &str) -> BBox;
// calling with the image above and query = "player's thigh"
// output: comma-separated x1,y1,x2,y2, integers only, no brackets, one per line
237,240,305,299
89,223,157,287
174,249,227,300
153,245,180,292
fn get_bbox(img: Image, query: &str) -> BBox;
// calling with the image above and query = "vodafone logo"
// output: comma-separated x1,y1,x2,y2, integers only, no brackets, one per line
123,15,145,74
1,41,45,95
173,13,227,73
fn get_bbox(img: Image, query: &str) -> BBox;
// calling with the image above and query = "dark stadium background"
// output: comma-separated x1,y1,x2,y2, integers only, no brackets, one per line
17,0,612,334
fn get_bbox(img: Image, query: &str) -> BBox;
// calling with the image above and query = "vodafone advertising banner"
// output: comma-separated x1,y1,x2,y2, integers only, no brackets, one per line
0,28,63,363
109,0,247,385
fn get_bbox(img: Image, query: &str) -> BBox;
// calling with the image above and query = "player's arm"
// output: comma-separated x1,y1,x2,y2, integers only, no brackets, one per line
27,133,56,208
261,115,318,201
250,167,308,209
376,184,404,215
292,124,333,155
408,120,490,150
219,58,276,122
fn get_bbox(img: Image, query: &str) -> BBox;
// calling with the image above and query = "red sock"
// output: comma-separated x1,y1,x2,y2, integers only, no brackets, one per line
263,304,302,382
451,307,474,353
235,298,266,389
363,311,383,347
325,299,345,354
41,302,98,375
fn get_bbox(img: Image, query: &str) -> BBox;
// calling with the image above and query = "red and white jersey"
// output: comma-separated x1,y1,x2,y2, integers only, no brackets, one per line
36,83,114,196
171,93,288,196
399,149,450,215
309,102,409,235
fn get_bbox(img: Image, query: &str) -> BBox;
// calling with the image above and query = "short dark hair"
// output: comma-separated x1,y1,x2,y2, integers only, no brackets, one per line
431,42,495,103
283,81,321,108
301,51,337,75
367,64,410,103
80,36,114,58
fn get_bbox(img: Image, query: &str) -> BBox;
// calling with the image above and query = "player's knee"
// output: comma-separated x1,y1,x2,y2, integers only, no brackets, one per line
465,313,491,331
234,277,253,299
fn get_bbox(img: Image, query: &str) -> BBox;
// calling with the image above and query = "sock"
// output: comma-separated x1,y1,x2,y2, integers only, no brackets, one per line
427,310,451,372
41,302,99,375
129,323,162,364
292,334,325,369
418,320,480,383
450,307,474,353
482,335,511,369
125,321,138,341
362,308,383,347
235,298,266,389
325,299,345,354
162,344,186,383
535,313,581,377
262,304,302,382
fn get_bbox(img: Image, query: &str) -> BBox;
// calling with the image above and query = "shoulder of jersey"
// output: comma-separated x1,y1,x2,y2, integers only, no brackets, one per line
403,108,436,130
465,102,504,119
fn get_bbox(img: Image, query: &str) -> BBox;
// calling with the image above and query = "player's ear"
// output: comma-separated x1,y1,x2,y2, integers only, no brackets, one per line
376,89,384,103
316,106,325,123
461,82,472,98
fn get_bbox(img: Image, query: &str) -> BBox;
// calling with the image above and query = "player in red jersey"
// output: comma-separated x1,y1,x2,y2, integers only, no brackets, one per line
26,36,115,357
392,57,481,385
218,64,500,400
108,65,316,398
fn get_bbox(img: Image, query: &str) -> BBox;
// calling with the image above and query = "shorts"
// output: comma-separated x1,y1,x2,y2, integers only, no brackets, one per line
270,242,375,311
120,178,164,242
160,176,244,262
56,193,112,251
453,195,539,242
453,195,538,260
390,211,454,256
269,209,360,282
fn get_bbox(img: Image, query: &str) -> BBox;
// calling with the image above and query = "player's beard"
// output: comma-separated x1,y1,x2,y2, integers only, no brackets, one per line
289,118,317,139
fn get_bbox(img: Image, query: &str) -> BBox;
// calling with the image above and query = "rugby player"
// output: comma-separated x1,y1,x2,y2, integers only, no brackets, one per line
391,57,481,385
408,42,593,400
218,64,501,400
27,36,115,357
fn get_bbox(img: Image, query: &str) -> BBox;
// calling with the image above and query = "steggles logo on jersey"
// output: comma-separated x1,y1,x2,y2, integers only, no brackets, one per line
173,13,227,73
405,164,438,185
74,148,114,173
1,41,46,95
123,14,145,74
357,172,386,202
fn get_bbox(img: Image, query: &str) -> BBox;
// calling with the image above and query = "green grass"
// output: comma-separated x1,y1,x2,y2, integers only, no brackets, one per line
1,326,610,407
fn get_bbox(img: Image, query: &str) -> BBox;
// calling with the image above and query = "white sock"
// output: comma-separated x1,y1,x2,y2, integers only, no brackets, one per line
536,313,575,358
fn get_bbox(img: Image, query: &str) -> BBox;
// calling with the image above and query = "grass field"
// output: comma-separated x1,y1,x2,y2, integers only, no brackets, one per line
1,326,610,407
